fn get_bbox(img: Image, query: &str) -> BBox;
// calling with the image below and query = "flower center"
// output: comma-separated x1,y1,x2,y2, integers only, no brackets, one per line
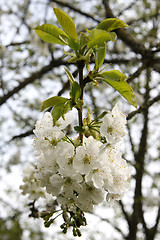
107,127,113,134
83,155,90,164
68,157,73,165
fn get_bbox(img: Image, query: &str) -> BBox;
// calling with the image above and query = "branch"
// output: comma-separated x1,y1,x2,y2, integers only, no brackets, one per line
10,129,33,141
119,201,131,229
93,212,126,238
129,69,150,239
51,0,100,22
118,0,137,17
127,94,160,120
102,0,153,57
126,123,136,156
0,59,69,107
6,41,30,47
151,204,160,239
126,63,146,83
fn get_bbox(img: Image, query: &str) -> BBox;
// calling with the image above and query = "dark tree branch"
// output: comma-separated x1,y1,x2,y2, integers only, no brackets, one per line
118,0,137,17
102,0,153,57
127,123,136,156
93,213,126,238
127,64,146,83
10,130,33,141
119,200,131,231
150,204,160,239
6,41,30,47
51,0,100,22
127,94,160,120
0,59,70,107
126,69,150,240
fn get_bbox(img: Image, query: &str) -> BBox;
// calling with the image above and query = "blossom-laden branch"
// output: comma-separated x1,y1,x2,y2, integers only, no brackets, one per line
19,5,138,237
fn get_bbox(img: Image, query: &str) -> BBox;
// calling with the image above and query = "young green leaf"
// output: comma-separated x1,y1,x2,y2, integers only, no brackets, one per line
74,126,83,133
41,96,68,111
68,37,80,51
87,29,116,48
64,68,75,85
53,6,77,40
97,18,128,32
34,24,68,45
98,71,137,108
96,110,110,120
63,50,76,57
101,70,127,81
51,100,72,124
79,32,89,50
71,81,81,103
94,42,106,69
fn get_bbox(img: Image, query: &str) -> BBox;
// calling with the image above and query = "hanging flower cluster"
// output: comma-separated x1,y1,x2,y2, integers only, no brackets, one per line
20,164,46,200
29,102,132,212
19,5,137,236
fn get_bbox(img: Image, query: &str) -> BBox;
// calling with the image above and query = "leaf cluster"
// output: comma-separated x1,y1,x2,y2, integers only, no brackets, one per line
35,5,137,128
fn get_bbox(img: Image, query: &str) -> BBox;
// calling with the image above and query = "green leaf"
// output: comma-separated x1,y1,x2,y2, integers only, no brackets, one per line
41,96,68,111
101,70,127,81
51,100,72,124
99,71,137,108
79,32,89,50
71,81,81,102
87,29,116,48
74,99,83,109
74,126,83,132
68,37,80,51
64,68,75,85
97,18,128,32
53,6,77,40
94,42,106,69
96,110,109,120
63,50,76,57
34,24,68,45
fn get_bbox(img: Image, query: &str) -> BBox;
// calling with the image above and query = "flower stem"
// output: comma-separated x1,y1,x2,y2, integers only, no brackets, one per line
77,60,85,143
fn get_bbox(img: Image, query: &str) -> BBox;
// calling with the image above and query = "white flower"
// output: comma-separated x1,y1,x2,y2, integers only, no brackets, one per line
85,162,112,189
33,112,73,156
76,182,104,212
73,136,102,175
20,164,49,200
61,174,83,199
106,193,123,206
33,112,53,138
102,145,132,197
54,111,73,130
49,174,65,196
56,141,75,176
100,102,127,144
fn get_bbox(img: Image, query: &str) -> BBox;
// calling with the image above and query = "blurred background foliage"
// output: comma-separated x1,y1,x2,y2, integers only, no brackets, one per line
0,0,160,239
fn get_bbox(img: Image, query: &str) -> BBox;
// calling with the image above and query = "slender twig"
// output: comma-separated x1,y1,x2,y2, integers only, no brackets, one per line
126,123,136,156
51,0,100,22
127,94,160,120
11,130,33,140
119,201,131,229
77,61,85,143
151,204,160,239
102,0,153,57
0,59,70,107
126,64,146,83
93,212,126,238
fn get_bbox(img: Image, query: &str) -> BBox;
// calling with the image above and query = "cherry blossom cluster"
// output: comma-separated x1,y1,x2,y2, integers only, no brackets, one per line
20,164,51,201
22,102,132,212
